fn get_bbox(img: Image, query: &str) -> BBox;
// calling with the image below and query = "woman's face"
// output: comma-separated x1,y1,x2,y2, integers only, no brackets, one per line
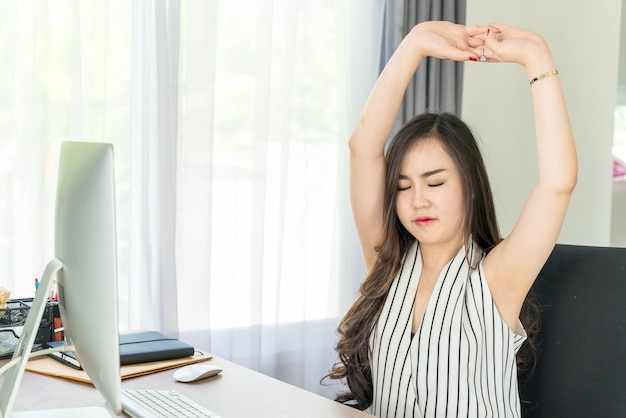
395,138,465,249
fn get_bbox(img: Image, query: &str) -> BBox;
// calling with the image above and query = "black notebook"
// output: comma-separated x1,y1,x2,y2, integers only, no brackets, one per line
47,330,196,369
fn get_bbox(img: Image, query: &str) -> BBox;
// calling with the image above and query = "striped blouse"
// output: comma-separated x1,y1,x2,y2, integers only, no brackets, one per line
369,240,527,418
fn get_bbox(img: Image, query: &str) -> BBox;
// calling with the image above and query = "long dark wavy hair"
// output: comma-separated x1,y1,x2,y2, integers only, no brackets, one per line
326,112,541,410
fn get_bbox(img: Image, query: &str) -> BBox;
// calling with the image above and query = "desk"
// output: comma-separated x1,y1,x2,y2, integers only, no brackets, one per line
1,356,374,417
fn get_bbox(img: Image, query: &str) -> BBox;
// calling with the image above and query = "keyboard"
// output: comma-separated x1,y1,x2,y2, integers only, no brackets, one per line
121,389,221,418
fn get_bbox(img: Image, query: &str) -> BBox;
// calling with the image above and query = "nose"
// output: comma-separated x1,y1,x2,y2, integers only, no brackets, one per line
411,186,429,208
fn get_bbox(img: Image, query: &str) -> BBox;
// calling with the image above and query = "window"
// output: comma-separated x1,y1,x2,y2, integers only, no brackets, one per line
176,1,349,330
0,1,378,333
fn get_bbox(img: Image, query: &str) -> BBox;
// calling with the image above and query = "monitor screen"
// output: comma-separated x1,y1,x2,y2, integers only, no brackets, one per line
0,141,121,416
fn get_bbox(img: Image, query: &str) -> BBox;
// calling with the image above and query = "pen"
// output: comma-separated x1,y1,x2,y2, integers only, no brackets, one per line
48,349,83,370
46,341,83,370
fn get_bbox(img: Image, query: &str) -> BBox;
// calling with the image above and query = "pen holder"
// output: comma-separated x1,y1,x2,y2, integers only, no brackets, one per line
0,298,56,358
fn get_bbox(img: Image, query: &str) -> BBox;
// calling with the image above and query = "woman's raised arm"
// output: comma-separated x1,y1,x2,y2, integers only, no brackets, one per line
349,22,486,271
482,24,578,329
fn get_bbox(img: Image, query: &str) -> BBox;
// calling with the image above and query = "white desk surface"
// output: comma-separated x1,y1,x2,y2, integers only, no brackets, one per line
1,355,374,417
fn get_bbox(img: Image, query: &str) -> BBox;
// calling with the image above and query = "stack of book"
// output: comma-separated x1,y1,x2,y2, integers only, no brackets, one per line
46,330,196,370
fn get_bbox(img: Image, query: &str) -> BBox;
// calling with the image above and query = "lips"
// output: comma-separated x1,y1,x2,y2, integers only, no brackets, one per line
414,216,435,226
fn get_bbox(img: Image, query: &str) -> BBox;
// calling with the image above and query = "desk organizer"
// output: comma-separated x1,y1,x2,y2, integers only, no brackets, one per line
0,298,56,358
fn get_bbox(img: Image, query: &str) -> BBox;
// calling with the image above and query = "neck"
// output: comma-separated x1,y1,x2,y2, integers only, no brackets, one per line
419,237,465,273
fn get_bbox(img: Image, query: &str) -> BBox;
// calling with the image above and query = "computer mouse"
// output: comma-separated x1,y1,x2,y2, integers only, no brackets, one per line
173,363,223,383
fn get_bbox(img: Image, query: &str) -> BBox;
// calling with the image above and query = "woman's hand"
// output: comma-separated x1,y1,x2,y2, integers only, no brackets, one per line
478,23,555,75
410,21,489,62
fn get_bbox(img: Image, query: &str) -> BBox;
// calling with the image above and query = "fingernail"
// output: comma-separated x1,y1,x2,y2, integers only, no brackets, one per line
487,28,490,35
469,56,477,62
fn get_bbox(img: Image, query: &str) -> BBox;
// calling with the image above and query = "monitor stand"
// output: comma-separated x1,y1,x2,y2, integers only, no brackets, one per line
0,259,111,417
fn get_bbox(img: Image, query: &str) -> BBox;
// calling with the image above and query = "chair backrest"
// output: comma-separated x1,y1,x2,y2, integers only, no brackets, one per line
519,244,626,418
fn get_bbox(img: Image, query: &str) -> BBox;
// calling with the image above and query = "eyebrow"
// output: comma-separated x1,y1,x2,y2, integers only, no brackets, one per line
398,168,447,180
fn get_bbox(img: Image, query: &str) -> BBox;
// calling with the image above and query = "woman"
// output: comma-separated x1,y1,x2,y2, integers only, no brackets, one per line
328,22,577,417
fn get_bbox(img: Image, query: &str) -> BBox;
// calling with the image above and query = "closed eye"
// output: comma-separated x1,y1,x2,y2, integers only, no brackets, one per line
428,182,444,187
398,185,410,191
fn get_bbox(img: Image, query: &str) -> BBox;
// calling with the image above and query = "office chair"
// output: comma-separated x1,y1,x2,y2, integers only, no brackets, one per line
519,244,626,418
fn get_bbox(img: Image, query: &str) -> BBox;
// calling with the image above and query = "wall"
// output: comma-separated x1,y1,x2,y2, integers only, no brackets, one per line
619,0,626,106
612,179,626,246
462,0,623,246
612,1,626,247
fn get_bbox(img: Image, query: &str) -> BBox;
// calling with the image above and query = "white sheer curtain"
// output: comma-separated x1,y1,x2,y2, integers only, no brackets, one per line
0,0,382,398
175,0,384,397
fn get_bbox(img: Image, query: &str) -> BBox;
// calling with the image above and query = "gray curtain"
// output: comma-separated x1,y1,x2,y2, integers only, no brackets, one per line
380,0,466,130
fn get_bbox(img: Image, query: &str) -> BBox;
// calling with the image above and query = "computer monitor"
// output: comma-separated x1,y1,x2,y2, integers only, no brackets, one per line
0,141,121,417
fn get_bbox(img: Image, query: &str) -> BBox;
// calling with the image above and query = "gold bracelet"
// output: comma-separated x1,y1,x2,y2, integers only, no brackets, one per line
529,69,559,86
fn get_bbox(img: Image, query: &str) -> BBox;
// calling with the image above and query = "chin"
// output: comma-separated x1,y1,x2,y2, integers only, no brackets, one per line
415,233,463,248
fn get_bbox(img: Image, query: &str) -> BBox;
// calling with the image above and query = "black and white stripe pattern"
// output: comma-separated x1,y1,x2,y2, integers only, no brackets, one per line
370,240,527,418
